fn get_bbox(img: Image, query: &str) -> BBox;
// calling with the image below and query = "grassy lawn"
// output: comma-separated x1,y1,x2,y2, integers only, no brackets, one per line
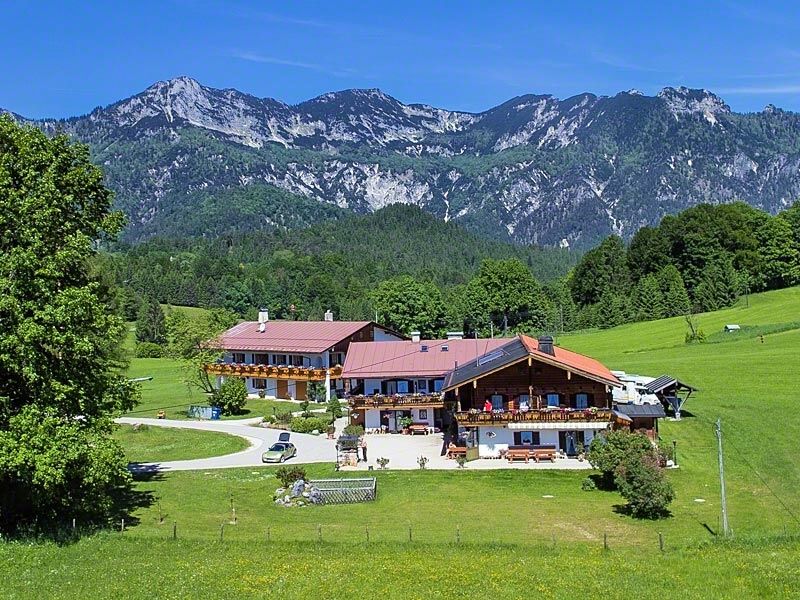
124,357,301,420
2,536,798,599
113,425,249,463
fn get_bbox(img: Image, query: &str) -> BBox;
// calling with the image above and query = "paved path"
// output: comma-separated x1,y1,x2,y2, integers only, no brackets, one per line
117,417,592,472
116,416,342,472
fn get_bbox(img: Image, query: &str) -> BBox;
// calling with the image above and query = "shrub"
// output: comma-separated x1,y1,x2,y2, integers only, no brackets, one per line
581,477,597,491
275,465,307,488
343,424,364,437
212,378,248,415
299,399,312,418
134,341,164,358
326,397,344,420
614,454,675,519
417,456,429,469
289,416,328,434
587,430,653,489
377,457,390,470
455,456,467,468
273,409,293,425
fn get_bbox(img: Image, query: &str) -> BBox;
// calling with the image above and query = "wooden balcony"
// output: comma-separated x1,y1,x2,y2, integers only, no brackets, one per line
349,393,445,410
456,408,613,426
203,363,343,381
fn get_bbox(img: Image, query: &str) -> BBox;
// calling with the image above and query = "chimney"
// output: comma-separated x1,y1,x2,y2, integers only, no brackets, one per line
538,335,555,356
324,310,334,322
258,309,269,324
410,331,421,344
446,331,464,340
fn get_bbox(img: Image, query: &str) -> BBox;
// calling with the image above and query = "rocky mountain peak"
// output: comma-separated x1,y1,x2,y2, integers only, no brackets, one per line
657,86,730,122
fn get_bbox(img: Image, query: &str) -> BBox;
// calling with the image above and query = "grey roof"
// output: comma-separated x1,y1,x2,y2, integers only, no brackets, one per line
645,375,698,394
443,337,528,390
613,403,667,418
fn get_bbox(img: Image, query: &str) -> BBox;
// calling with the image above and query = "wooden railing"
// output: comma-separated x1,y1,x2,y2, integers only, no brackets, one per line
348,394,445,410
202,363,343,381
455,408,613,425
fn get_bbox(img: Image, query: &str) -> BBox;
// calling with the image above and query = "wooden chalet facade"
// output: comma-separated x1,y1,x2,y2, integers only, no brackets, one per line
443,335,622,459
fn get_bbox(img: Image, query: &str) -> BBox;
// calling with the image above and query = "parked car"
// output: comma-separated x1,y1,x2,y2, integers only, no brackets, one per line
262,442,297,463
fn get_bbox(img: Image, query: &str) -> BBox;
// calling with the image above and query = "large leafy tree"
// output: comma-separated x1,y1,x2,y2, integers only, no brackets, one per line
0,116,138,535
569,235,630,306
457,259,551,336
370,275,447,338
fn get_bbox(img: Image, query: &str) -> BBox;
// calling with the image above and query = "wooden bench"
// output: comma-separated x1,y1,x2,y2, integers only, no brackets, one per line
506,448,531,463
447,446,467,459
532,448,556,463
409,424,429,435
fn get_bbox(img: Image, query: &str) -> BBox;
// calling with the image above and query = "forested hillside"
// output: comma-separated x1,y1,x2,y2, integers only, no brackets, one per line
109,204,576,326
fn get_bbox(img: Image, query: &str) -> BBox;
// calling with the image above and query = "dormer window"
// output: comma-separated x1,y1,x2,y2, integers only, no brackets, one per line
441,345,449,352
420,345,429,352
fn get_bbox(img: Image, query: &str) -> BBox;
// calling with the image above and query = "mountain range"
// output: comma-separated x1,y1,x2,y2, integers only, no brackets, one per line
7,76,800,248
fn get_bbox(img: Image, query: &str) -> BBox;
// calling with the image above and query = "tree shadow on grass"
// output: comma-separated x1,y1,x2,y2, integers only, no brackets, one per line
612,503,673,520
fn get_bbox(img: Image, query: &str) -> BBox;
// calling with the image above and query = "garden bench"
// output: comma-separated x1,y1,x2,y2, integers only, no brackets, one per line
506,448,531,463
409,424,429,435
447,446,467,459
532,448,556,462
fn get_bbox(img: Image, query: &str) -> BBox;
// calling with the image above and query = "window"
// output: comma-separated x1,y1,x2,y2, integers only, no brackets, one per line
291,355,305,367
513,431,540,445
232,353,245,364
397,380,409,394
575,393,589,409
433,379,444,393
546,393,560,407
254,354,269,365
517,394,531,410
490,394,504,410
419,409,428,420
272,354,287,365
441,345,449,352
417,380,428,393
253,378,267,389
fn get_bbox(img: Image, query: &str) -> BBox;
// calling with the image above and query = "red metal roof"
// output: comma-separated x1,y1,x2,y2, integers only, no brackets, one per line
212,321,382,354
341,338,509,379
518,334,620,386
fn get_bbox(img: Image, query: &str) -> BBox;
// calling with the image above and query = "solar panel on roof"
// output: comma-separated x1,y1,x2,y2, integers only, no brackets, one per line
477,349,504,366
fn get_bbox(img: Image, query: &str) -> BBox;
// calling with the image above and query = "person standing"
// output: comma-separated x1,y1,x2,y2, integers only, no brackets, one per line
361,437,368,463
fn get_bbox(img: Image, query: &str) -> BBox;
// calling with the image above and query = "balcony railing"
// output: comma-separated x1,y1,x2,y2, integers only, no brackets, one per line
348,393,445,410
203,363,343,381
456,408,613,425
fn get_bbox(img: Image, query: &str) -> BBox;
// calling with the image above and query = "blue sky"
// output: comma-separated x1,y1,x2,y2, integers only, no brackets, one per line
3,0,800,118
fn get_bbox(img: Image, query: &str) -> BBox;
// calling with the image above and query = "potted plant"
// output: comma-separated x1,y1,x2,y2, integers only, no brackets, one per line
377,457,390,470
399,416,414,434
576,442,585,462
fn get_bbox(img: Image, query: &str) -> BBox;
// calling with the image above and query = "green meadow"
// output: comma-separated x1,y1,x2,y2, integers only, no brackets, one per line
7,287,800,598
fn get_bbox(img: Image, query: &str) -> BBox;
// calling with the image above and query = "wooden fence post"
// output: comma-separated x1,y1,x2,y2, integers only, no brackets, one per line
220,523,224,542
456,525,461,544
120,518,125,532
603,532,608,551
659,532,664,552
365,526,369,543
172,521,177,540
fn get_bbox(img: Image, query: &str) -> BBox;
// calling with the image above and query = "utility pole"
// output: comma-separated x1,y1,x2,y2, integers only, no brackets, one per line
715,419,731,537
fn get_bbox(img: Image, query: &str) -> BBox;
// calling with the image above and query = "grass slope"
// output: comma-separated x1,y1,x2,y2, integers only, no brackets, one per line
113,425,249,463
3,537,798,599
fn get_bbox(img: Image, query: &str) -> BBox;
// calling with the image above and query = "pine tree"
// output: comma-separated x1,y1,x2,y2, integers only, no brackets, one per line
632,275,666,321
135,296,167,344
657,265,691,317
